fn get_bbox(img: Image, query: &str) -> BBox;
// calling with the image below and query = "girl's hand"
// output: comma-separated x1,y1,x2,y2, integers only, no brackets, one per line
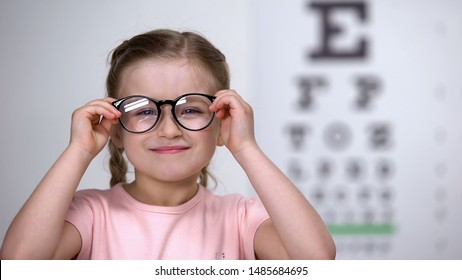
209,90,257,156
69,98,121,158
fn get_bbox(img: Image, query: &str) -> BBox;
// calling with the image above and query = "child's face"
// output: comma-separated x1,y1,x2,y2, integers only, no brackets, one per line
115,58,221,183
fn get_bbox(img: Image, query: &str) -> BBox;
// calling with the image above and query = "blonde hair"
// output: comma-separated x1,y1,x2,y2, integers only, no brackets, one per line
106,29,229,187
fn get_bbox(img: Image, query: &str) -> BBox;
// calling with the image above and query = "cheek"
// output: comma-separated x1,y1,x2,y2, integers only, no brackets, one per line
198,138,218,166
193,127,220,155
120,134,143,161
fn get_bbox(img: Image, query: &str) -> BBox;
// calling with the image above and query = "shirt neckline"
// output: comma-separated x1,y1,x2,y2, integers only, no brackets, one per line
113,183,204,214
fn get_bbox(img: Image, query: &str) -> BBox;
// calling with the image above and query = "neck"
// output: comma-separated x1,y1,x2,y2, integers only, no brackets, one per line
123,174,200,206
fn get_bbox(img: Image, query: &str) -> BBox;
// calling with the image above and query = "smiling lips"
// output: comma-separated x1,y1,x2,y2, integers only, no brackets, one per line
151,146,190,154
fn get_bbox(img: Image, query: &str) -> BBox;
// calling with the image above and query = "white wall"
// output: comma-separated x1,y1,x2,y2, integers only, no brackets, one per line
0,0,253,245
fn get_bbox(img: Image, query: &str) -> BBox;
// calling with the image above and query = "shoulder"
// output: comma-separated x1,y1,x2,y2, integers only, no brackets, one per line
66,184,128,232
202,188,247,208
202,188,268,219
74,187,114,199
71,184,125,209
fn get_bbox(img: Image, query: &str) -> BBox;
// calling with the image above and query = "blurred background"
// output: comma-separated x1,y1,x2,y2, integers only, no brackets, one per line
1,0,461,259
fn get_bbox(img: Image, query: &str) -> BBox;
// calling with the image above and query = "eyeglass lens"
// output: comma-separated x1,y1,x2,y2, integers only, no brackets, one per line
117,94,215,132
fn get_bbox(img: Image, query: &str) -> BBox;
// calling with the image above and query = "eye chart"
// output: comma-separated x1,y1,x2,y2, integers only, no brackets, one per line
252,0,462,259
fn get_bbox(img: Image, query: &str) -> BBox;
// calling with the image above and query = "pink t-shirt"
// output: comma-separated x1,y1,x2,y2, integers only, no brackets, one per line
65,184,269,260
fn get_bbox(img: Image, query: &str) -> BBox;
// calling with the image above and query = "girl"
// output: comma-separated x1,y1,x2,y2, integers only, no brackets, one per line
1,29,335,260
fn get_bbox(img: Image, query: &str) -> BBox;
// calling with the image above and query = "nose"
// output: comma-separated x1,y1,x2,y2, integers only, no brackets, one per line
155,107,182,139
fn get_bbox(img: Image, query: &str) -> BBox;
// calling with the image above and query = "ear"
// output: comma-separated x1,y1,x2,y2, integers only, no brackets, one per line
213,119,225,147
216,134,225,147
110,125,124,148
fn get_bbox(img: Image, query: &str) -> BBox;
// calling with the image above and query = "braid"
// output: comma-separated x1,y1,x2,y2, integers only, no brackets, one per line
200,168,208,187
108,139,128,187
107,41,130,188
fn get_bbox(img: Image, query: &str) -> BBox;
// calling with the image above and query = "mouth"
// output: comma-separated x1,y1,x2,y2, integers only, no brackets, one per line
150,146,190,155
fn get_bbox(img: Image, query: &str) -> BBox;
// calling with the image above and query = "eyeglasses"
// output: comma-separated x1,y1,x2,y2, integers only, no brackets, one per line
112,93,216,133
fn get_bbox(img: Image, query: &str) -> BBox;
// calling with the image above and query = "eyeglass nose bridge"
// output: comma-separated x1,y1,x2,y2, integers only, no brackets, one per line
155,99,181,125
157,99,177,107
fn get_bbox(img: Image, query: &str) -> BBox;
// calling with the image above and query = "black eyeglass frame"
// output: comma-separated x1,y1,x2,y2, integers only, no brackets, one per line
112,93,217,133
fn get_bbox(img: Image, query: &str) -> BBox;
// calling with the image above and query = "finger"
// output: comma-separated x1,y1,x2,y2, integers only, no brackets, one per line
211,95,252,121
211,94,239,112
211,90,251,112
84,105,120,122
78,100,122,119
214,89,240,98
99,115,118,134
210,90,232,110
215,106,229,120
85,98,121,117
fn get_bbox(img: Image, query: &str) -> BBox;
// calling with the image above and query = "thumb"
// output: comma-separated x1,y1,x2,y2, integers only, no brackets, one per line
98,116,118,136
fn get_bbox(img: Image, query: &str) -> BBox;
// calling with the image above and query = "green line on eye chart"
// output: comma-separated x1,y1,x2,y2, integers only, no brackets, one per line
327,224,395,235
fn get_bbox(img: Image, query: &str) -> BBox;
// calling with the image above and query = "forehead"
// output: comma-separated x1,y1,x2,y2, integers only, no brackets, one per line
118,58,212,100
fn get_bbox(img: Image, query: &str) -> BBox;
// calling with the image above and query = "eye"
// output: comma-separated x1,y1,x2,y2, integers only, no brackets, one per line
137,109,157,116
182,108,202,115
